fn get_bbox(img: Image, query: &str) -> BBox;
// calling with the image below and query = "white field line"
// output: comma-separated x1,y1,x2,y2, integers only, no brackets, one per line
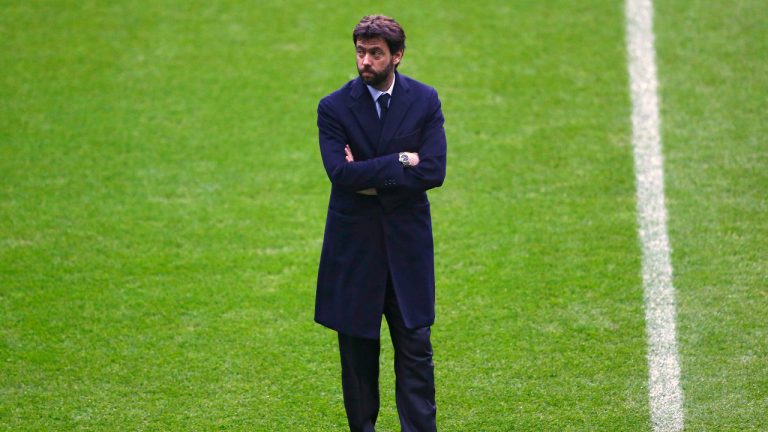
625,0,685,431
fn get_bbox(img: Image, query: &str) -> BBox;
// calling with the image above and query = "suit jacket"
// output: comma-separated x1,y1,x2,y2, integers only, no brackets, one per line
314,72,447,339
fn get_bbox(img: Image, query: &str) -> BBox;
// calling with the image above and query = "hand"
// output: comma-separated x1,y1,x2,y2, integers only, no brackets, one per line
404,152,420,166
345,144,354,162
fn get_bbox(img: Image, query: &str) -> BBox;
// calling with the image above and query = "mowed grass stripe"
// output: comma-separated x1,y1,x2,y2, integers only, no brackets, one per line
625,0,684,430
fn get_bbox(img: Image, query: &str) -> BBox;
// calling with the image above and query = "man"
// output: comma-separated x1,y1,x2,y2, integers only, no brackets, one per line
314,15,447,432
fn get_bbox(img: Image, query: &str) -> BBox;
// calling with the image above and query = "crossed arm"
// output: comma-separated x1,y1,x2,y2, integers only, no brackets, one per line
344,145,419,195
317,90,446,194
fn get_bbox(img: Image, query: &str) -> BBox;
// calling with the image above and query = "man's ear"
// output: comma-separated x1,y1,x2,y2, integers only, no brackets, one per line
392,50,404,66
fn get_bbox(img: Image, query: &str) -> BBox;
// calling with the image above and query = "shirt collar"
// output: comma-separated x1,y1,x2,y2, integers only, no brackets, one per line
366,74,396,102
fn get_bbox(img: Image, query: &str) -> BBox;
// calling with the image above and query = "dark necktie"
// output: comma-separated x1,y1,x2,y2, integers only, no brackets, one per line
377,93,390,122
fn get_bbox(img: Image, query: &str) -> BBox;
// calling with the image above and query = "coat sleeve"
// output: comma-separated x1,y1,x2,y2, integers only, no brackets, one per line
317,98,404,192
400,88,447,191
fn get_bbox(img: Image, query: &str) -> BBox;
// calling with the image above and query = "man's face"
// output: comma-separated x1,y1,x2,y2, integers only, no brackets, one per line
356,37,402,88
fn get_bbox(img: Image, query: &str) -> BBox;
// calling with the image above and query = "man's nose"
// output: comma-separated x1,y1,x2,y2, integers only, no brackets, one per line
362,54,372,66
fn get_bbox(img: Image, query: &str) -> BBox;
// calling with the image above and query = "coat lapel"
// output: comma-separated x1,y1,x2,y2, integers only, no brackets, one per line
347,78,381,156
377,73,414,154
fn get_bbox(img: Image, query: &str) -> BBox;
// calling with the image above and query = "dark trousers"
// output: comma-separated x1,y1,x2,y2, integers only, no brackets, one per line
338,281,436,432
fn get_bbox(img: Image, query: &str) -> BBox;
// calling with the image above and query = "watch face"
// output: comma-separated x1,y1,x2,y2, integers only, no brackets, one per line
400,153,408,164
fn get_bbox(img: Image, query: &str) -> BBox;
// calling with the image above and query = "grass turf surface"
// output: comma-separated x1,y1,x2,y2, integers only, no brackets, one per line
656,0,768,429
1,0,765,430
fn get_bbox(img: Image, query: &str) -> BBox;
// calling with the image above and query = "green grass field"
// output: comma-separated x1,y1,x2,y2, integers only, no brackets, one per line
1,0,765,430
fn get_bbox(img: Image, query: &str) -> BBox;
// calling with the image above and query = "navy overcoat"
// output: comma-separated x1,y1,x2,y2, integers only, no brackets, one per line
315,72,447,339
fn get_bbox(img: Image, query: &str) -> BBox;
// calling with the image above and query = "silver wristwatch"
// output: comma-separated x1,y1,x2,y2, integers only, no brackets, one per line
399,152,411,167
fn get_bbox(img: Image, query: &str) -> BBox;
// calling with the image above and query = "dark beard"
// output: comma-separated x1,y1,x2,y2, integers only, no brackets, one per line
358,62,393,87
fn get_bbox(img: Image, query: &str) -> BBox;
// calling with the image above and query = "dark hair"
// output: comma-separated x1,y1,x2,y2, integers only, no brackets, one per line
352,15,406,56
